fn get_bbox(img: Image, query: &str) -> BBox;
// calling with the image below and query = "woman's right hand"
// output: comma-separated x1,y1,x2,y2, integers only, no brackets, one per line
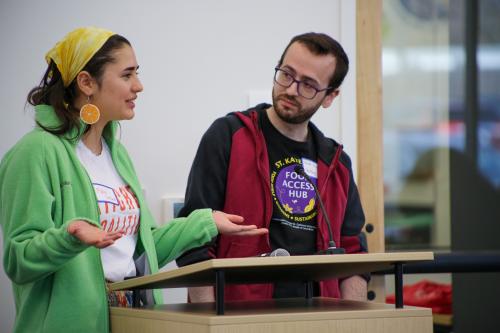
212,210,268,236
67,220,124,248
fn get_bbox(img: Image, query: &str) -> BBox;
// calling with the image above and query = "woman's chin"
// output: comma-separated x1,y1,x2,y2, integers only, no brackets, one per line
121,110,135,121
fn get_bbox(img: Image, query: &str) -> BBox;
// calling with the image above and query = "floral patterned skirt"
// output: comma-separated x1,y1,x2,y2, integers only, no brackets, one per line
106,281,136,308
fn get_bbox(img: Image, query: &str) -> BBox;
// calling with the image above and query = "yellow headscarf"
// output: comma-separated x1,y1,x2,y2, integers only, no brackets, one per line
45,27,115,87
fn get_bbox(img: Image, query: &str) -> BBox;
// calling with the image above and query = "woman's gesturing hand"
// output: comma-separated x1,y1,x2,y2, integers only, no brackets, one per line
212,210,268,236
68,220,124,248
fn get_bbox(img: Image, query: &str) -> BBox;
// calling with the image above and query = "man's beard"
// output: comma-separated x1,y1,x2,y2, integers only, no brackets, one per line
271,88,323,124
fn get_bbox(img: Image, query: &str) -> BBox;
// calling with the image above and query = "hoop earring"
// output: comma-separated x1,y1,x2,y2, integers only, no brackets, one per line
80,96,100,125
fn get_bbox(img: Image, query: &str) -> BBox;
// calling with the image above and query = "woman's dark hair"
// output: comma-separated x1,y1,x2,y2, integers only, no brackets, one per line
277,32,349,93
27,34,131,136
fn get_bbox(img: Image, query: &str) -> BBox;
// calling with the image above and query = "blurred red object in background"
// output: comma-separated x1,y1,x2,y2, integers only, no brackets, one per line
386,280,452,314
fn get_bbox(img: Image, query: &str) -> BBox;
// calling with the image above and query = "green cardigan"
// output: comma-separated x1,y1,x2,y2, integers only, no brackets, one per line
0,105,217,333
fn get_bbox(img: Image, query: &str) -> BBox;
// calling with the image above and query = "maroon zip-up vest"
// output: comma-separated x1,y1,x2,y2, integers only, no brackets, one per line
216,111,362,301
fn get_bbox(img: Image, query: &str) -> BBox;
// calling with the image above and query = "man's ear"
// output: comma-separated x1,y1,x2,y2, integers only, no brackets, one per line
75,71,96,97
322,89,340,108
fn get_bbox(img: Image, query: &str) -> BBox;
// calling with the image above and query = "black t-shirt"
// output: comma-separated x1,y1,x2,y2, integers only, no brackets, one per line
261,110,320,298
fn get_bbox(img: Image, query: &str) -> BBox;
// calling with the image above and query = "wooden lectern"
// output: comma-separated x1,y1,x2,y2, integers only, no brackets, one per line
109,252,433,333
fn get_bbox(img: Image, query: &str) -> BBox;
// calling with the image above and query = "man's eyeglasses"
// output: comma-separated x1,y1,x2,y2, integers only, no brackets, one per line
273,67,331,99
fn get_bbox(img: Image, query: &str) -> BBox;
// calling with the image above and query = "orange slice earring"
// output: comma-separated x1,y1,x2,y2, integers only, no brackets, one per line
80,96,100,125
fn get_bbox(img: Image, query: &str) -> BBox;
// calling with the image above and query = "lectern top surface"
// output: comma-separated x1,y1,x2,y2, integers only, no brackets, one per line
109,252,433,291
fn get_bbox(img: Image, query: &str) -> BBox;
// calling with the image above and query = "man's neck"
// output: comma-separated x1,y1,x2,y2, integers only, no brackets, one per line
266,107,309,142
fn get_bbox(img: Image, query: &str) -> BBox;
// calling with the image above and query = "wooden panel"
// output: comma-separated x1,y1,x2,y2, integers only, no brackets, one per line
210,318,431,333
111,315,432,333
356,0,385,302
111,298,431,322
111,316,208,333
110,298,432,333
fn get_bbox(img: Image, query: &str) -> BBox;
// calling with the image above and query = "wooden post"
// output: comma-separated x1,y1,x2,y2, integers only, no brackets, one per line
356,0,385,302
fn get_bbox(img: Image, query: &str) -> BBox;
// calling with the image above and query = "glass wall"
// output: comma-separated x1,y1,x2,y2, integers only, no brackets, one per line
382,0,500,251
383,0,451,250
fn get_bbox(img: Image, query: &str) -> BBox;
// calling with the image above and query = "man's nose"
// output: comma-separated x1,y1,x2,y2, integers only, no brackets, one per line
285,81,299,97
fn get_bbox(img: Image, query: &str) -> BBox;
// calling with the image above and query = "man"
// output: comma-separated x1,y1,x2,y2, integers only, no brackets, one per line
177,32,368,302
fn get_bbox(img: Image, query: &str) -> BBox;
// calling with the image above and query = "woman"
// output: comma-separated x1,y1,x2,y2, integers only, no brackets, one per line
0,27,267,333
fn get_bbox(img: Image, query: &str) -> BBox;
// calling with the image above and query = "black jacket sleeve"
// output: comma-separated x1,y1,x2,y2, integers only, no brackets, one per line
341,170,367,251
176,116,234,266
339,153,370,282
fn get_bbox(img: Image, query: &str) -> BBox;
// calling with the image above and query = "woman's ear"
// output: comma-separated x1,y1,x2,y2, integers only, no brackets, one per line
75,71,96,97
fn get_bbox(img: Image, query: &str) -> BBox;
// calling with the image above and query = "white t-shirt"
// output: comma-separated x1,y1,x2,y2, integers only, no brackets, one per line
76,139,140,282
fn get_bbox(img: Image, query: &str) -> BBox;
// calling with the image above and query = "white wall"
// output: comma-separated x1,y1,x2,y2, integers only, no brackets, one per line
0,1,356,331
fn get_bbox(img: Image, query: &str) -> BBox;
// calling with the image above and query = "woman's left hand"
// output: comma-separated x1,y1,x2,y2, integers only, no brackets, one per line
212,210,268,236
